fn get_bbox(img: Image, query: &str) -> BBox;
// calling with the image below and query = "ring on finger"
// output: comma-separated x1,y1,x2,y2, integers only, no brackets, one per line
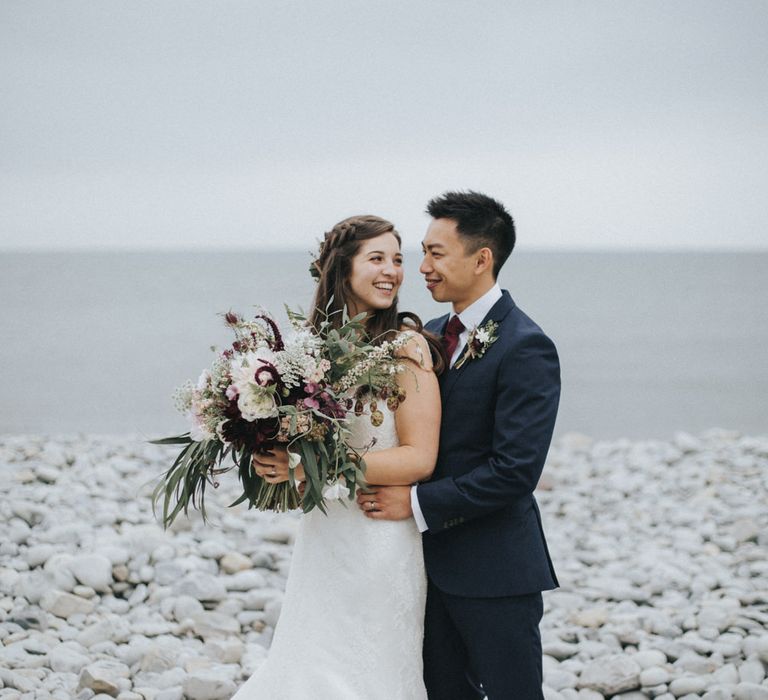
368,500,376,511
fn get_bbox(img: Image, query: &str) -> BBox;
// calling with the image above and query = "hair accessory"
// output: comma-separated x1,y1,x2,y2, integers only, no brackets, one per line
308,242,323,282
308,260,321,281
308,221,359,283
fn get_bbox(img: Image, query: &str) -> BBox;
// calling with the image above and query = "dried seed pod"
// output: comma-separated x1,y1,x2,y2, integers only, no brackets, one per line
354,400,364,416
369,400,378,412
386,396,399,411
308,422,328,441
370,410,384,427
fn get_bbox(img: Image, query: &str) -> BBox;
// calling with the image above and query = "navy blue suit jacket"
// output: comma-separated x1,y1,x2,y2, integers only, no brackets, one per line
419,290,560,598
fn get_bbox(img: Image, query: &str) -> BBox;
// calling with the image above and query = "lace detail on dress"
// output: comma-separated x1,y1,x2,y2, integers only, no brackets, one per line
231,402,427,700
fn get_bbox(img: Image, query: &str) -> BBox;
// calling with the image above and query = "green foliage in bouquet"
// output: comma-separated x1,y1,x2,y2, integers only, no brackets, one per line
151,305,407,528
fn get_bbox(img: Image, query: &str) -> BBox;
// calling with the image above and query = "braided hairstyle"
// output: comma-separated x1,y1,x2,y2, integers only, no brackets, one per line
309,215,446,373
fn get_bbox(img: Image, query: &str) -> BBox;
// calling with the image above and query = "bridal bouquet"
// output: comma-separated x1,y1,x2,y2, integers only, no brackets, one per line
151,308,408,527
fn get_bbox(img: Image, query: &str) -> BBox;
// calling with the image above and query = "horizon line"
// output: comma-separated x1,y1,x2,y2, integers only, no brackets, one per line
2,244,767,255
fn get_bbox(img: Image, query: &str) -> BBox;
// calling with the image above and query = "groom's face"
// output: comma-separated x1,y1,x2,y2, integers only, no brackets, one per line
420,218,478,311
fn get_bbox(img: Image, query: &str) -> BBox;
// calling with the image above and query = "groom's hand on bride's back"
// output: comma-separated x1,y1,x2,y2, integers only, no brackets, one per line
356,485,413,520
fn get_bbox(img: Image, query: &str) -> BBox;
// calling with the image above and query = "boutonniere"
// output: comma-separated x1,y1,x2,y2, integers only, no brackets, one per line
454,320,499,369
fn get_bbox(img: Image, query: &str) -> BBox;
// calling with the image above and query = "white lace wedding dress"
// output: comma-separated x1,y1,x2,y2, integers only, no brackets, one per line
231,405,428,699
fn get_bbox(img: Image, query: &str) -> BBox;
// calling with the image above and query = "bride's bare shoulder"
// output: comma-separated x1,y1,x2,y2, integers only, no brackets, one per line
395,327,433,371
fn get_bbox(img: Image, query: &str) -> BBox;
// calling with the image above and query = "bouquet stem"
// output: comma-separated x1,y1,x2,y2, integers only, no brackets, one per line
249,481,302,512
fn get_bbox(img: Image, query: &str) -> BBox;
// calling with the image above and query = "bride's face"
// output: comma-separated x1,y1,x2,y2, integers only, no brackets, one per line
347,233,404,316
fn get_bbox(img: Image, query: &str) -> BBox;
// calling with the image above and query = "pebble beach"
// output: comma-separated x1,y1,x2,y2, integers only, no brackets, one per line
1,430,767,700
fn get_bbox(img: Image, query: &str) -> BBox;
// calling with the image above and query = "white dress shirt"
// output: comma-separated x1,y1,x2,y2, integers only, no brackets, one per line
410,284,503,532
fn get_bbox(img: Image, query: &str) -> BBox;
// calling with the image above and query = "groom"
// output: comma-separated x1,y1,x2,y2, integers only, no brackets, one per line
358,191,560,699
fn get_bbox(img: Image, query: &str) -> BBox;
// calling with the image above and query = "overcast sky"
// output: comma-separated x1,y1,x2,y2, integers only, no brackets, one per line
2,1,767,251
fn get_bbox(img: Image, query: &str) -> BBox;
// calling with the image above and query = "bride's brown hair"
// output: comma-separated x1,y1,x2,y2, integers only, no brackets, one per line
310,215,446,374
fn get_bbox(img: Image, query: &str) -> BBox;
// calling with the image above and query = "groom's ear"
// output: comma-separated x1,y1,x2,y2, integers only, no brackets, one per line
474,247,494,276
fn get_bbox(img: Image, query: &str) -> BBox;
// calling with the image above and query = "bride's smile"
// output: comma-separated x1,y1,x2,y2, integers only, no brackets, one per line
347,232,404,316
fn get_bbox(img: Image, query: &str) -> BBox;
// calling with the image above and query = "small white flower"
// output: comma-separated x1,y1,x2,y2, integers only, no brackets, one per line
172,381,195,414
322,480,350,501
288,451,302,471
196,369,211,391
475,328,491,344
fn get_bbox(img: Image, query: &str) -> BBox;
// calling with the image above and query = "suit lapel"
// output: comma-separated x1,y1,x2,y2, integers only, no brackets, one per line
426,314,449,338
427,314,451,391
439,291,516,405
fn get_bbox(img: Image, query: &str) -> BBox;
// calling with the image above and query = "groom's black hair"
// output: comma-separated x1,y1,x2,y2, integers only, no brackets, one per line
426,190,515,278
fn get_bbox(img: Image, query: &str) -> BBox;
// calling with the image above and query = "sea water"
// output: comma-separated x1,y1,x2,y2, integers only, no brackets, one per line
1,250,766,438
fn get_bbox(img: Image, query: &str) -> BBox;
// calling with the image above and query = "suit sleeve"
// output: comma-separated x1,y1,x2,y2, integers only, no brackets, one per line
417,331,560,534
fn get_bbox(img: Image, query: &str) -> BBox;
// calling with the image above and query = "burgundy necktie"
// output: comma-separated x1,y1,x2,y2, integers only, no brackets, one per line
443,315,466,362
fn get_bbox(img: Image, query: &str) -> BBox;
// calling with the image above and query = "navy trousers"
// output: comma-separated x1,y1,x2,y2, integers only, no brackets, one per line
423,578,544,700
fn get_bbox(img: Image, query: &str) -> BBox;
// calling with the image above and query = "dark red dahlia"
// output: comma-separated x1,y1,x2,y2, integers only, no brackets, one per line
221,415,280,453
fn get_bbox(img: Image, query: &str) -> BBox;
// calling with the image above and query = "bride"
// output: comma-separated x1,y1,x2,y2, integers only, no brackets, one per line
230,215,444,699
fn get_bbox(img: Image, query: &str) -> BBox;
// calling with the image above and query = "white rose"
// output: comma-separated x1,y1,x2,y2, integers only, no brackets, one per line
237,386,278,421
231,347,278,389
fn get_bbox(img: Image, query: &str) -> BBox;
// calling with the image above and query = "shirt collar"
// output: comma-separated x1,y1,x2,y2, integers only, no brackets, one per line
452,283,502,332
